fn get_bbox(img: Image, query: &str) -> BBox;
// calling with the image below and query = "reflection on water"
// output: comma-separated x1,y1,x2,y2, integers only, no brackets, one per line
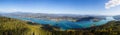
106,16,115,21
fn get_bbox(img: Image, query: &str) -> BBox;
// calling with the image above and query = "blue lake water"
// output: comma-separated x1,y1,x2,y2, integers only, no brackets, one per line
8,16,114,30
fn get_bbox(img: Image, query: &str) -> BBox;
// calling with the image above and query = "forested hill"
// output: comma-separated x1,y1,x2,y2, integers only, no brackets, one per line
0,16,54,35
1,16,120,35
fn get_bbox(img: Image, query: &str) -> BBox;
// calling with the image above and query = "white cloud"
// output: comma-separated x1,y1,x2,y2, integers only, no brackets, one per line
105,0,120,9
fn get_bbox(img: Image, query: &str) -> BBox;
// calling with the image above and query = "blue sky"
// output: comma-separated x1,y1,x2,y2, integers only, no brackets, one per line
0,0,120,15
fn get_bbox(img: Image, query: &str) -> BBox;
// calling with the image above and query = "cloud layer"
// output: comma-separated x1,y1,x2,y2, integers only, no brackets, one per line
105,0,120,9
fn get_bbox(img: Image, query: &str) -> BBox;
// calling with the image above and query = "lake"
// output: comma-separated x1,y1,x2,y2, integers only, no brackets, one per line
8,16,114,30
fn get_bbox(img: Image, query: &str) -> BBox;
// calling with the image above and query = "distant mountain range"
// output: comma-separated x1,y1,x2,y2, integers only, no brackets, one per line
1,12,120,21
0,12,108,22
